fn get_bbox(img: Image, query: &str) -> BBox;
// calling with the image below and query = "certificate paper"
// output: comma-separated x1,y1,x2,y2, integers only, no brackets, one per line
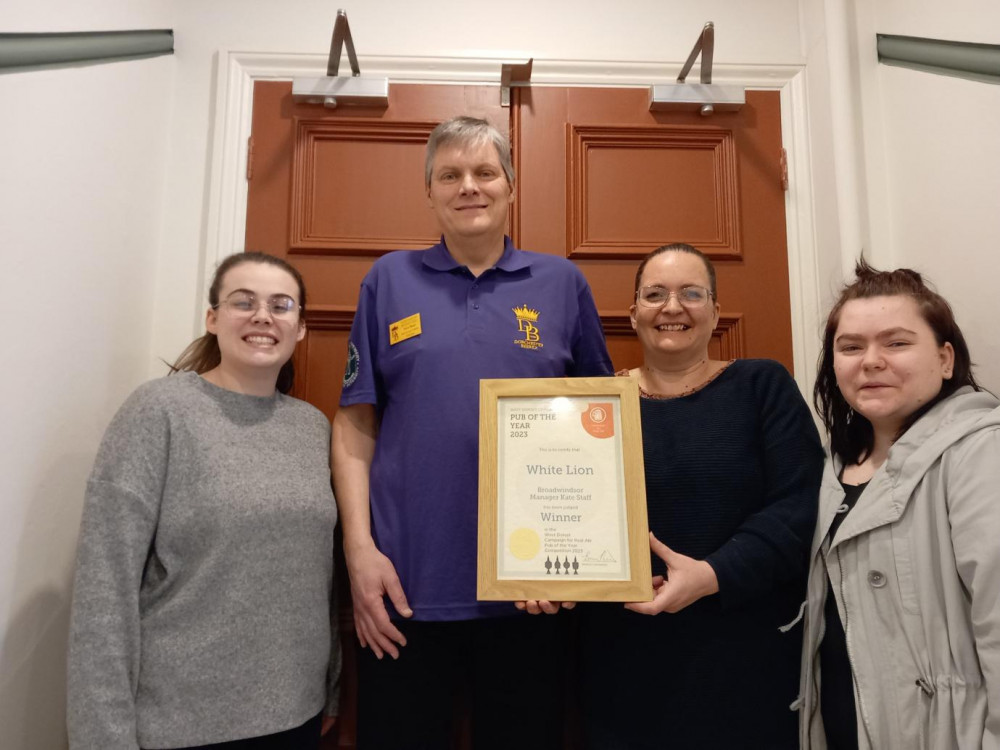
497,397,629,581
478,377,652,603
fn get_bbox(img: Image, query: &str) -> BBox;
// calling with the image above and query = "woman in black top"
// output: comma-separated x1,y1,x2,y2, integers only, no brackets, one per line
578,244,824,749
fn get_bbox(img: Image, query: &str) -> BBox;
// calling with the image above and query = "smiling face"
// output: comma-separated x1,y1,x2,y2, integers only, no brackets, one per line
427,139,513,244
630,251,720,363
205,261,306,380
833,295,954,437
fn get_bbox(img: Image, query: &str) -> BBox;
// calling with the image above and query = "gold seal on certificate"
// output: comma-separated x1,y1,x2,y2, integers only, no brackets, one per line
477,378,653,602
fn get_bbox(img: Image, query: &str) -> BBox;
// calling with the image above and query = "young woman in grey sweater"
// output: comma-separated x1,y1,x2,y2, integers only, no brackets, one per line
67,252,340,750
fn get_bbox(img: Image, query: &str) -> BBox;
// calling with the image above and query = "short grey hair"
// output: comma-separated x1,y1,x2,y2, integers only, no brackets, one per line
424,116,515,188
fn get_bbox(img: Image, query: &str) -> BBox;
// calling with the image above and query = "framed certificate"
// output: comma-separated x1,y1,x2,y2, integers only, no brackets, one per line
477,377,653,602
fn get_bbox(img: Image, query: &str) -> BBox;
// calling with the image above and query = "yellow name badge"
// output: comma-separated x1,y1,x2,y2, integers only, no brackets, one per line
389,313,422,345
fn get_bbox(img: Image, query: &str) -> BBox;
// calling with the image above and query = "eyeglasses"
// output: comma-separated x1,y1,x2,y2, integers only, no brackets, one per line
213,291,300,318
636,285,713,309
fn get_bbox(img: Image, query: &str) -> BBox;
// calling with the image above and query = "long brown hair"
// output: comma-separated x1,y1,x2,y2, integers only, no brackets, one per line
169,252,307,394
815,258,980,465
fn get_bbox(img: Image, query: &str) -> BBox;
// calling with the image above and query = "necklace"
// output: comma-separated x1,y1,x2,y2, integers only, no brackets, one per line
637,360,732,400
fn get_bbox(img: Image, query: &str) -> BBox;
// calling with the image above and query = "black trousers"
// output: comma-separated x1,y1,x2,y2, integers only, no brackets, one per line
153,712,322,750
356,614,569,750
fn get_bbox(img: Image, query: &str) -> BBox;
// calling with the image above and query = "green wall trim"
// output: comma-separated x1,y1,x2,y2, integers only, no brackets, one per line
877,33,1000,85
0,30,173,71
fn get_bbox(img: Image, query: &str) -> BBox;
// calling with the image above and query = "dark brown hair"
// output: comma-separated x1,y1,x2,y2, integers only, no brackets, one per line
815,258,980,465
633,243,718,297
169,252,307,394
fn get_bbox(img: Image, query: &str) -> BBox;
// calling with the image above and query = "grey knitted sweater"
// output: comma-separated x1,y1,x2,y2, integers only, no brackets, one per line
67,372,340,749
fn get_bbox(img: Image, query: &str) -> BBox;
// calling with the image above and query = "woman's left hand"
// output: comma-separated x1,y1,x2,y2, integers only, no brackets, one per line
626,532,719,615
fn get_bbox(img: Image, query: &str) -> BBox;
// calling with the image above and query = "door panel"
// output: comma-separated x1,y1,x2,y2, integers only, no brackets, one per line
288,120,441,254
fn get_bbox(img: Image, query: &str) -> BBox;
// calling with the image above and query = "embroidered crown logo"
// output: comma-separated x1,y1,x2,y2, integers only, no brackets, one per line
512,304,543,350
512,305,540,322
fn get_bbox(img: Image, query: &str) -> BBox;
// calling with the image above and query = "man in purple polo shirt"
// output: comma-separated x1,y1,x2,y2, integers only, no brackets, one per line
332,116,612,749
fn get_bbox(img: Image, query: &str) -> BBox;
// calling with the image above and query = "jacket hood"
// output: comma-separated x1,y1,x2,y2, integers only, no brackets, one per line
884,387,1000,505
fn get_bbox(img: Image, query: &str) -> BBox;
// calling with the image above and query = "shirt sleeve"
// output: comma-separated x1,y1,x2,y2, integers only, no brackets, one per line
568,271,614,377
705,362,824,609
339,275,380,407
946,426,1000,748
67,385,169,750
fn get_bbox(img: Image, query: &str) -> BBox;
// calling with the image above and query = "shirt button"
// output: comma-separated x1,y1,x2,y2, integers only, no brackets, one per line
868,570,886,588
472,283,478,289
473,303,480,310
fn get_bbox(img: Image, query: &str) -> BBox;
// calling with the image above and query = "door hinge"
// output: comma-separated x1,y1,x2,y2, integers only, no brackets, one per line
780,147,789,191
246,136,254,181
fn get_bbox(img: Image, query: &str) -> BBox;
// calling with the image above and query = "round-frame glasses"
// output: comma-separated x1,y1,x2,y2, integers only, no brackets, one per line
635,285,714,309
213,290,301,318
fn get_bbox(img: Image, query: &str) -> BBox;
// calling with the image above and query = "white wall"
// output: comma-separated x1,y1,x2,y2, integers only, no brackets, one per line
0,5,173,749
858,0,1000,393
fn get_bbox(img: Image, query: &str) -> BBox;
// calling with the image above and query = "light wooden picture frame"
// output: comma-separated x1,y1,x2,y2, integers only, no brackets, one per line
478,377,652,602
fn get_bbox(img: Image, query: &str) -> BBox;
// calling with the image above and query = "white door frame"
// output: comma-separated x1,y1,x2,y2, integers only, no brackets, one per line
204,51,822,397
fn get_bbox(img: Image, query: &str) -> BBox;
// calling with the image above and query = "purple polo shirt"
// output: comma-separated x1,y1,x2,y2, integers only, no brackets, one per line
340,237,613,620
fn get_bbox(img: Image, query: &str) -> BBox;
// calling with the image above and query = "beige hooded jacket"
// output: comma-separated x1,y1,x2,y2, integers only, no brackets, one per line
797,387,1000,750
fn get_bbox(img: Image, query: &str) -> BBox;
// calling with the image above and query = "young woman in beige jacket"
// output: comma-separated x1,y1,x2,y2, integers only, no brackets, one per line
798,260,1000,749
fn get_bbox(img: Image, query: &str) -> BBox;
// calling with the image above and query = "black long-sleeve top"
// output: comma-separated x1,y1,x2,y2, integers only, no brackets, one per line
579,358,824,750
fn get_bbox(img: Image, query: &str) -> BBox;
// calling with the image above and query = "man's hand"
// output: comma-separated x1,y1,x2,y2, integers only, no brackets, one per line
514,600,576,615
346,543,412,659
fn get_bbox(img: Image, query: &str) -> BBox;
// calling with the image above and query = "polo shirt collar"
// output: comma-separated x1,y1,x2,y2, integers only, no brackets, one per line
422,236,533,274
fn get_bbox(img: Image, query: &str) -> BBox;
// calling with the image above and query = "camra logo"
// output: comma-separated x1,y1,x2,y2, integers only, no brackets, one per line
512,304,543,350
342,342,360,387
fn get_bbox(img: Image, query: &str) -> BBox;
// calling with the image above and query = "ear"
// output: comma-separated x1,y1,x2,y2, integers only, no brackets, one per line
940,341,955,379
205,307,219,336
710,300,721,330
629,303,638,331
296,318,307,343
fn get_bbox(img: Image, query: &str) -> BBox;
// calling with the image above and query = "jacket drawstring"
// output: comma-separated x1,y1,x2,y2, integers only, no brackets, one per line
778,599,807,633
916,677,936,697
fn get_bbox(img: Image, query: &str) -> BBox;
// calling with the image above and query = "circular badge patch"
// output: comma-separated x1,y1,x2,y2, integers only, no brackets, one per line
342,342,360,388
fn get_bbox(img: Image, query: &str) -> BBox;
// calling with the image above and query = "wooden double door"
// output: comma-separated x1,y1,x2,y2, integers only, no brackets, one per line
245,81,791,747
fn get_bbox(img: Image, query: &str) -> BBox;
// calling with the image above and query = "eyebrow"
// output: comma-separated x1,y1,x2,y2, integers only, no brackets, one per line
226,288,295,299
835,327,918,343
642,283,706,289
436,161,499,173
